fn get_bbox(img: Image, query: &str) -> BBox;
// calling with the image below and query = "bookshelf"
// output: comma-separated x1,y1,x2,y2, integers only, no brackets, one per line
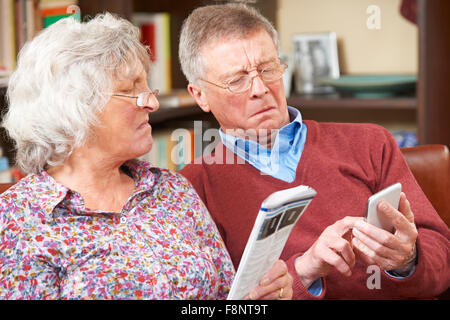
1,0,449,173
78,0,278,90
76,0,450,148
287,95,416,110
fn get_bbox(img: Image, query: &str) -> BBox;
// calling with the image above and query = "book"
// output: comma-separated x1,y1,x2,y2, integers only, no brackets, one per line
0,0,78,74
0,0,17,72
171,128,193,170
157,89,196,108
40,0,80,27
0,69,10,87
139,127,195,171
133,12,171,94
43,13,73,27
227,185,316,300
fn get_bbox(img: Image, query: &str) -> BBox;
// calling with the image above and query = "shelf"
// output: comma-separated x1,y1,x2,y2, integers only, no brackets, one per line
149,105,202,125
287,94,417,110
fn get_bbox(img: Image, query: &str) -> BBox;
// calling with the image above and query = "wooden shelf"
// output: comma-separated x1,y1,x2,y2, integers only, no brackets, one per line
149,105,201,125
287,94,417,110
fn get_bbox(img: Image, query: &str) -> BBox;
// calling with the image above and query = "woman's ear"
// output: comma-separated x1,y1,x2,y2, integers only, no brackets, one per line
187,83,210,112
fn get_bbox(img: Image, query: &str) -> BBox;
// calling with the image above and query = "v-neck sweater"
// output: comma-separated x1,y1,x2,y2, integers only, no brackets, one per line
180,120,450,299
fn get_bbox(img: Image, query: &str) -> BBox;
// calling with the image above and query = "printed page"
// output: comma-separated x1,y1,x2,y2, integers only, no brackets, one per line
227,186,316,300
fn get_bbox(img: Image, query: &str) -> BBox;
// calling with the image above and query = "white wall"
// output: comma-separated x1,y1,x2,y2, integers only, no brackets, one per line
277,0,418,74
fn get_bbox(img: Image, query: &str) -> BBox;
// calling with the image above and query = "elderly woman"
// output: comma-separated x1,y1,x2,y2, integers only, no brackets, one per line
0,12,292,300
0,13,234,300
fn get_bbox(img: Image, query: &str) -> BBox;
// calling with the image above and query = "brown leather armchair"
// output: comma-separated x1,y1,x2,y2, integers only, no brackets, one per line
0,182,13,194
400,144,450,300
400,144,450,227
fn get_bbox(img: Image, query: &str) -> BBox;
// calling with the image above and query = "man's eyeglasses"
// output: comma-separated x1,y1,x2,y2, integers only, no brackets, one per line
200,59,288,94
112,90,159,108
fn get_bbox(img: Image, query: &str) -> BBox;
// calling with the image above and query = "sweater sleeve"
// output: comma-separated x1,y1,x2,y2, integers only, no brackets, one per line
374,127,450,297
285,253,326,300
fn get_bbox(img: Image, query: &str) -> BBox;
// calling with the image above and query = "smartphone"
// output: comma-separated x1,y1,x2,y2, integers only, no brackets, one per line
365,183,402,233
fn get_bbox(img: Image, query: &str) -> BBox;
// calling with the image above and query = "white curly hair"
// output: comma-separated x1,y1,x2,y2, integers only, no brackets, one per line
2,12,150,174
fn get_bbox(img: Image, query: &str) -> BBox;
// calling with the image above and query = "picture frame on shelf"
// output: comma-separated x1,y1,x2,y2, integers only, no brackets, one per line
292,32,339,94
279,52,293,98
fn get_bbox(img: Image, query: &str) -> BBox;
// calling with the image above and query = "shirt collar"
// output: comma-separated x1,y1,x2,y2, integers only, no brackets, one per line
22,159,156,217
219,106,306,182
219,106,303,156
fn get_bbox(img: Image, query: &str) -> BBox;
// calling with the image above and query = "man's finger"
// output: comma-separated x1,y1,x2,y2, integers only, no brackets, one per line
329,236,355,269
323,247,353,276
248,272,291,300
259,259,288,286
398,192,415,224
332,216,366,237
352,226,396,259
377,200,412,234
354,220,400,251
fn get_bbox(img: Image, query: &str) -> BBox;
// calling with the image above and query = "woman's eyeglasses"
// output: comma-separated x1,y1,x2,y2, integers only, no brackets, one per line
112,90,159,108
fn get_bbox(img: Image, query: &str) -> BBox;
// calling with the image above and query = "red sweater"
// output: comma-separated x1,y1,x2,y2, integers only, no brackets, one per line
180,120,450,299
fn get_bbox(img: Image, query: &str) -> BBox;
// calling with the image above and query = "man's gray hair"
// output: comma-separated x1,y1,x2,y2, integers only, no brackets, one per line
179,3,279,84
2,13,150,174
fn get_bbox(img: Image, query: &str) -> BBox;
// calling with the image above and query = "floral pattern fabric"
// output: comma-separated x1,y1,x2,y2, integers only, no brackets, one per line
0,160,234,299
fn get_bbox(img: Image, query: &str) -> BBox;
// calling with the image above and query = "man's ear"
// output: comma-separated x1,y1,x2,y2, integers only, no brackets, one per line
187,83,210,112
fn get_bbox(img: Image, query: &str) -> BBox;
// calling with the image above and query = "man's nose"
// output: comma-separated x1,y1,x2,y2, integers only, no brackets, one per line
249,71,269,97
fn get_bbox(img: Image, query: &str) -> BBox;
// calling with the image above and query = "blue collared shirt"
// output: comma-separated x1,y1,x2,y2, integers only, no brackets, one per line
219,106,307,183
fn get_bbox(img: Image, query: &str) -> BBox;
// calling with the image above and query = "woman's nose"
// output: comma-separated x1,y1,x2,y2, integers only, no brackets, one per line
138,91,160,112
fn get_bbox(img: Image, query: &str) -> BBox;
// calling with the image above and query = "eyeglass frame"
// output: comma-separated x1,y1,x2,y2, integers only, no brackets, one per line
111,89,160,108
199,58,288,94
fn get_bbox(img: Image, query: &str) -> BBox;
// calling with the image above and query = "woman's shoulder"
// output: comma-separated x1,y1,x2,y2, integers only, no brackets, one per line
1,174,35,202
0,175,38,232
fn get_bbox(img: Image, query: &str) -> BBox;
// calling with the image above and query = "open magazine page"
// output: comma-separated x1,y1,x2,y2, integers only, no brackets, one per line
227,186,316,300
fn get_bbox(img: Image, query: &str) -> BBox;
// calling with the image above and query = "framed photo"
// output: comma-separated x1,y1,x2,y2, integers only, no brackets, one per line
292,32,339,94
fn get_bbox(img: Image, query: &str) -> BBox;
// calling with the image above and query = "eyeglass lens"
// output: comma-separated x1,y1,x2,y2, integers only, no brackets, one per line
136,90,159,107
231,63,286,93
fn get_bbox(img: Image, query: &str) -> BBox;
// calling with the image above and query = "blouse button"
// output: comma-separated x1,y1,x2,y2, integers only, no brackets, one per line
120,216,127,224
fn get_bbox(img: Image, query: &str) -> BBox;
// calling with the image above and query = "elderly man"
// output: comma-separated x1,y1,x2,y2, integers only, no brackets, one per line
179,4,449,299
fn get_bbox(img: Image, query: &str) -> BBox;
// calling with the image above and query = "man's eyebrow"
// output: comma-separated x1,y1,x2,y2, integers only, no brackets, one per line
218,66,248,81
218,58,276,81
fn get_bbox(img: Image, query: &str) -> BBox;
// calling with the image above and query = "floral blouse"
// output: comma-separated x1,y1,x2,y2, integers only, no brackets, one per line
0,160,234,299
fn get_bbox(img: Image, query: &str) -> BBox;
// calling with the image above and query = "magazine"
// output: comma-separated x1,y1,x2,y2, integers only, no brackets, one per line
227,185,316,300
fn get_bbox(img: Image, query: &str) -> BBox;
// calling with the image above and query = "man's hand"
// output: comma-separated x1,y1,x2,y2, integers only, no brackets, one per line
294,216,364,288
246,260,293,300
351,192,418,271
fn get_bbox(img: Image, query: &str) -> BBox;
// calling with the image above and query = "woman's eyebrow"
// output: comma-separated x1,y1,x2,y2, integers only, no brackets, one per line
116,72,146,86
